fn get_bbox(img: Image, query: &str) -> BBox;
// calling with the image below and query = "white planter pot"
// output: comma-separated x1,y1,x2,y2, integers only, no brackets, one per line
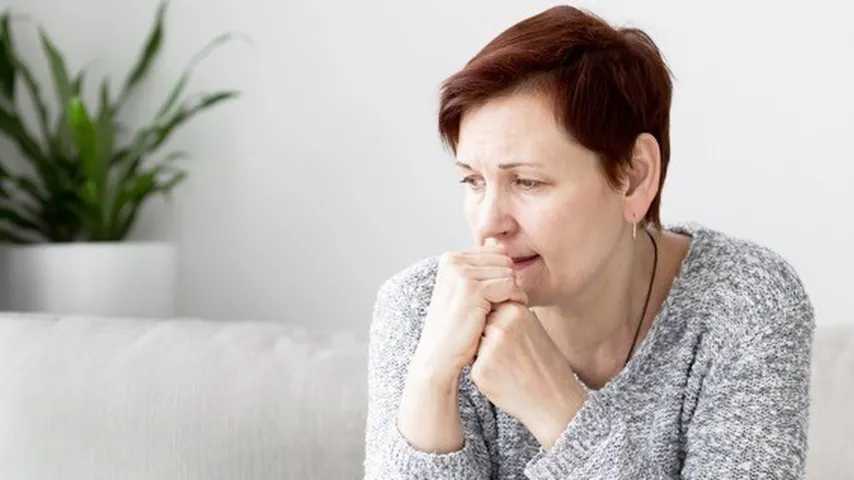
0,241,177,318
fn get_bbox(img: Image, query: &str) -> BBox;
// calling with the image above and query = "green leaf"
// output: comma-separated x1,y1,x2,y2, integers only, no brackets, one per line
97,77,111,119
148,90,238,153
113,130,153,185
10,175,47,205
71,68,85,96
127,171,157,200
58,190,95,240
114,170,171,239
109,169,158,239
154,71,187,121
108,27,244,197
95,92,115,226
53,108,74,158
114,201,141,239
66,97,105,211
153,31,240,120
0,163,8,198
111,90,235,189
0,2,242,243
17,200,42,223
0,226,36,244
0,106,54,184
39,27,72,115
111,167,157,216
0,205,45,233
1,17,53,151
161,150,188,163
0,13,16,100
155,168,185,192
117,0,167,111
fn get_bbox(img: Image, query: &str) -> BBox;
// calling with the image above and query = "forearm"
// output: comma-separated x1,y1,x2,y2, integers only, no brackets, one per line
397,352,465,454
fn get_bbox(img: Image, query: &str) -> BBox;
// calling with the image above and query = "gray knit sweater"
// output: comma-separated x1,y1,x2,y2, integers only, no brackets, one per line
363,221,816,479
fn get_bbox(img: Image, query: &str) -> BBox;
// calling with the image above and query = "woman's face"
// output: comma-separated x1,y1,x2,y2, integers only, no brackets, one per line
456,91,627,306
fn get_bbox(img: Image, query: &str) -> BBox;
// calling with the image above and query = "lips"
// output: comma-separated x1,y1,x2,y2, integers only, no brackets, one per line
512,254,539,263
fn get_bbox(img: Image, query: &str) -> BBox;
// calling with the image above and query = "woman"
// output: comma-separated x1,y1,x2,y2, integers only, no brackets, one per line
364,5,815,479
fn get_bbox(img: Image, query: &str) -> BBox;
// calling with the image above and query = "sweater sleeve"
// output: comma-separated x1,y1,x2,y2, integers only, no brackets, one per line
521,375,676,479
679,296,816,478
363,275,493,479
521,295,815,479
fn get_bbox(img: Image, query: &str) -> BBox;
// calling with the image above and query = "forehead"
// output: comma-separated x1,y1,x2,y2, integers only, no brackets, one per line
456,92,586,170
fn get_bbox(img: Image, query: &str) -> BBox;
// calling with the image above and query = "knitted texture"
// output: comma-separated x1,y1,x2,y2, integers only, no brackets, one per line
363,221,815,479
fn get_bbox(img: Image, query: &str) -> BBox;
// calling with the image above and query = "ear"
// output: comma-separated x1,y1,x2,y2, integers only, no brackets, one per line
621,133,661,225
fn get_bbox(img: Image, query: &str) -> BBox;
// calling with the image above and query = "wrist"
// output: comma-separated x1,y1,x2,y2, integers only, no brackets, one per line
409,348,462,391
529,383,587,450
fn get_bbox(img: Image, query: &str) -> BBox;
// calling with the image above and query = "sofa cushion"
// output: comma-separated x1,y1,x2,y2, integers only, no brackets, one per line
0,312,368,479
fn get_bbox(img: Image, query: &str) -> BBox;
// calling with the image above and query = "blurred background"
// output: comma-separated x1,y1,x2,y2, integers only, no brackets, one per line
0,0,850,336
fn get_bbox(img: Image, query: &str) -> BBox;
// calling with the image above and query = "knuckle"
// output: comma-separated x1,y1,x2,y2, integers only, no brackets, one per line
508,302,528,316
485,323,505,337
439,252,455,266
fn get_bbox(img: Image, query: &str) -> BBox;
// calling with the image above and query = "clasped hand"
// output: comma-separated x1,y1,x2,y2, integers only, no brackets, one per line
470,291,587,449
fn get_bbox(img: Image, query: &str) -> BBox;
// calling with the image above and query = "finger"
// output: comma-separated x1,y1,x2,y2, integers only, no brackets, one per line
466,266,515,280
470,237,506,252
508,280,528,305
463,244,508,256
479,277,528,305
508,273,528,305
458,252,513,267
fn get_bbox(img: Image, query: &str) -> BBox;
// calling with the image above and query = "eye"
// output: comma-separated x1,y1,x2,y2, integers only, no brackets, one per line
515,178,543,190
458,175,483,190
458,176,543,191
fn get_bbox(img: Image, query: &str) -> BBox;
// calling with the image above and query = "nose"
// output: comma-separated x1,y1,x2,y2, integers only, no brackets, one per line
474,186,516,247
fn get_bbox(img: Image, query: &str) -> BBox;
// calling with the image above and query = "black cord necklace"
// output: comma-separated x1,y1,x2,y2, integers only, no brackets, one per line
623,227,658,368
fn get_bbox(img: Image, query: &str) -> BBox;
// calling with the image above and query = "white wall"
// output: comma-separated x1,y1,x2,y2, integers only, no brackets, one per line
2,0,851,335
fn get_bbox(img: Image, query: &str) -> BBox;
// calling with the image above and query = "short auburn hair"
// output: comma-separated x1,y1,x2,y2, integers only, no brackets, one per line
438,5,674,231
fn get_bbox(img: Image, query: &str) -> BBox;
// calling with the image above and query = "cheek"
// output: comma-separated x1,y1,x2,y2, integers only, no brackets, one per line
528,206,568,258
463,202,478,230
531,199,583,263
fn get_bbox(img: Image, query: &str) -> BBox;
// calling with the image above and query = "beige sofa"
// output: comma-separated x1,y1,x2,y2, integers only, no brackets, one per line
0,311,849,478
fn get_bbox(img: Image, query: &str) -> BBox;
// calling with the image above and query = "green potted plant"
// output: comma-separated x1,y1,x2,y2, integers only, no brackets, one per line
0,0,241,317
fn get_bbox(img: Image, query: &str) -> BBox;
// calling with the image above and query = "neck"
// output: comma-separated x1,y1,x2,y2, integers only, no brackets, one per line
531,225,658,386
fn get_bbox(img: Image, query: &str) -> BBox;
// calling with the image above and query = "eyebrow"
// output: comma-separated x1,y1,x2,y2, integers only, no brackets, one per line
454,161,544,170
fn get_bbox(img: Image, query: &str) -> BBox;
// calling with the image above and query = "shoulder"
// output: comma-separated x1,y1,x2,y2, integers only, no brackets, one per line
701,227,810,310
371,254,442,337
687,225,815,340
375,254,441,312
